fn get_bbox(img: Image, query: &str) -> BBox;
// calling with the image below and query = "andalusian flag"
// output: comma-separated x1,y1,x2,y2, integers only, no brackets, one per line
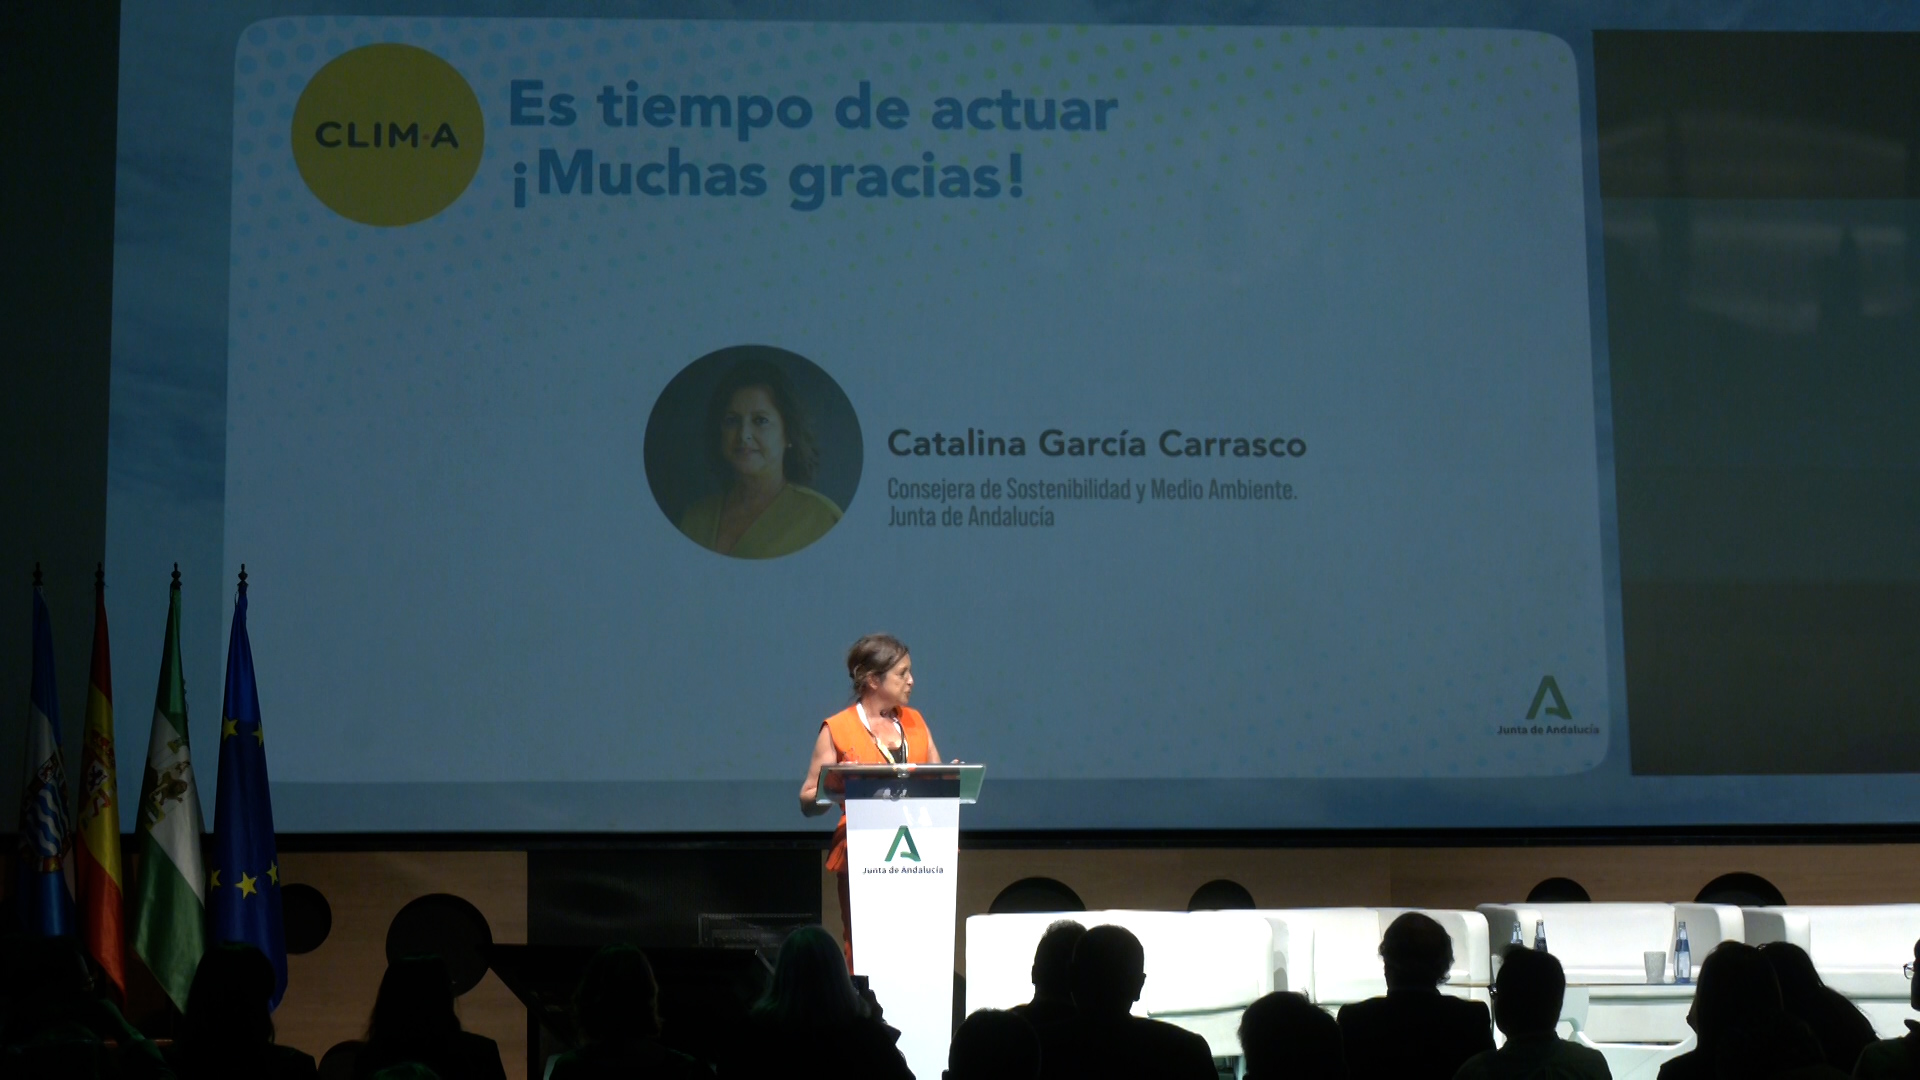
209,567,286,1009
75,565,127,997
130,565,206,1011
15,566,75,935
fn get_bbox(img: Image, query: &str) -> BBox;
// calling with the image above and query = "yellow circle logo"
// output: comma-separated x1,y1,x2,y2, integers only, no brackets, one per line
291,44,484,227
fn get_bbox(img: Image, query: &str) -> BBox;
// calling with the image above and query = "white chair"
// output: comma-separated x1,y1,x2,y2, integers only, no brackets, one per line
1255,908,1383,1007
1478,902,1739,1045
963,909,1275,1056
1263,908,1493,1008
1744,904,1920,1037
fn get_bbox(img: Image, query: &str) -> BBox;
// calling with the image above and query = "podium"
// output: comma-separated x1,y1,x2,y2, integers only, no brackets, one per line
817,762,984,1080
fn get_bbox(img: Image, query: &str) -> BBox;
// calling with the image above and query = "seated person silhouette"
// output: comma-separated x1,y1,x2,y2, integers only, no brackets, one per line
0,932,170,1080
1838,937,1920,1080
946,1009,1040,1080
721,926,911,1080
168,942,318,1080
1238,991,1347,1080
1011,921,1086,1031
1036,924,1217,1080
1337,912,1493,1080
546,945,711,1079
1453,946,1610,1080
1656,942,1843,1080
1758,942,1875,1075
352,954,508,1080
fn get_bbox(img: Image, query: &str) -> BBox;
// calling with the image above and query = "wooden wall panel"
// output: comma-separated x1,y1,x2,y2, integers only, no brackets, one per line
275,851,527,1074
1389,844,1920,909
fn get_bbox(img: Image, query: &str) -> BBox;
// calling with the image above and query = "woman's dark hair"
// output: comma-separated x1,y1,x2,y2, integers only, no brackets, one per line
1691,942,1783,1052
1759,941,1876,1071
574,944,662,1044
847,634,910,700
750,926,866,1029
1760,941,1835,1013
365,954,462,1054
705,355,820,486
175,943,279,1077
1379,912,1454,989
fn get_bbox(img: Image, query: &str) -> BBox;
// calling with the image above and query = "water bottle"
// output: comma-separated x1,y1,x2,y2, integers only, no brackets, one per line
1674,921,1692,985
1495,921,1524,976
1534,919,1548,952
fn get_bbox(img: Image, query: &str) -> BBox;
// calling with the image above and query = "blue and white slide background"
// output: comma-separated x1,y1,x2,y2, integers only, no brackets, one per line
107,1,1920,831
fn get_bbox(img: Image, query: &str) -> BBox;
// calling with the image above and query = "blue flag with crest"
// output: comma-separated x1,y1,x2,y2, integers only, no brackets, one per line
16,570,76,935
209,569,287,1008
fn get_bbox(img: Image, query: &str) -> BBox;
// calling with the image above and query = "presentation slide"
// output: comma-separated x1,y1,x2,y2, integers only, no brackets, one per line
105,2,1920,832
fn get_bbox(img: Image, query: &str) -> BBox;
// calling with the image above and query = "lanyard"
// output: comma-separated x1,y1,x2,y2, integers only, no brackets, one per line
856,703,908,764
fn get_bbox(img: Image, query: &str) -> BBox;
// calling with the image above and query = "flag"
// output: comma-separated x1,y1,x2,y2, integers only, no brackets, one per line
130,564,206,1012
75,564,127,997
208,566,286,1009
15,565,75,935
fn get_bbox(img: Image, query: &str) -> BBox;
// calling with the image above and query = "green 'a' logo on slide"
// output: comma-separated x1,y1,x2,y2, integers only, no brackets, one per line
885,825,921,863
1526,675,1572,721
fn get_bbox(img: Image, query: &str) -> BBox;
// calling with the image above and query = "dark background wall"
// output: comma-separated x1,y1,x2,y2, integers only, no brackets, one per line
1595,32,1920,774
0,0,120,828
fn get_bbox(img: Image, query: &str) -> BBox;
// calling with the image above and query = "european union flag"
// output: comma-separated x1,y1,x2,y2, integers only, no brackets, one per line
209,568,287,1008
15,569,76,935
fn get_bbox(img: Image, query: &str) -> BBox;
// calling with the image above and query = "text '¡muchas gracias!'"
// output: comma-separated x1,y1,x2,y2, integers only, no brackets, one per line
507,80,1118,211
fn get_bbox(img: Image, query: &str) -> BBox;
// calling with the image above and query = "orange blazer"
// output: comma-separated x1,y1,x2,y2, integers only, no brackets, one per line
821,705,934,873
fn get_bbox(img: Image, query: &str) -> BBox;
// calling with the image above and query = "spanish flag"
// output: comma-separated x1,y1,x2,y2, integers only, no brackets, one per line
75,565,127,998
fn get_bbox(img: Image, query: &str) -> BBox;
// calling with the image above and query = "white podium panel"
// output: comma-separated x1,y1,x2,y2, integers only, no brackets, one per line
846,795,961,1080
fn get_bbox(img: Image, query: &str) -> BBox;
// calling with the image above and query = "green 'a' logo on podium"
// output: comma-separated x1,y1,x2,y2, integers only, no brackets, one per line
886,825,921,863
1526,675,1572,721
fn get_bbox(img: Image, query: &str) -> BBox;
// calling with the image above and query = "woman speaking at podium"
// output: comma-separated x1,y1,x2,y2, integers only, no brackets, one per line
798,634,943,968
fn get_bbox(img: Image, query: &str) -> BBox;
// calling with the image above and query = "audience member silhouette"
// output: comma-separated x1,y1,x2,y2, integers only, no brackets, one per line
1759,942,1876,1075
1656,942,1842,1080
946,1009,1040,1080
368,1067,441,1080
1238,991,1347,1080
1336,912,1493,1080
722,926,911,1080
546,945,711,1079
1012,921,1086,1031
352,955,507,1080
1851,937,1920,1080
1035,924,1216,1080
167,943,317,1080
0,931,170,1079
1453,946,1610,1080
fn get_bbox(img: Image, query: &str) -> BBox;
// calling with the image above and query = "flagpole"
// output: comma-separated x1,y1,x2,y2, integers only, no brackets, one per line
210,562,288,1009
16,561,77,936
77,562,129,998
130,562,208,1013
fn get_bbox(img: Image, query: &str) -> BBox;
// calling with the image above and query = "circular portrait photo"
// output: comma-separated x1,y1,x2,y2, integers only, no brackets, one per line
644,345,863,560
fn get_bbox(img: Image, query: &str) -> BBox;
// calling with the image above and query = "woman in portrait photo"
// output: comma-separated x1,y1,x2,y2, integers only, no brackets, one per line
676,357,843,559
